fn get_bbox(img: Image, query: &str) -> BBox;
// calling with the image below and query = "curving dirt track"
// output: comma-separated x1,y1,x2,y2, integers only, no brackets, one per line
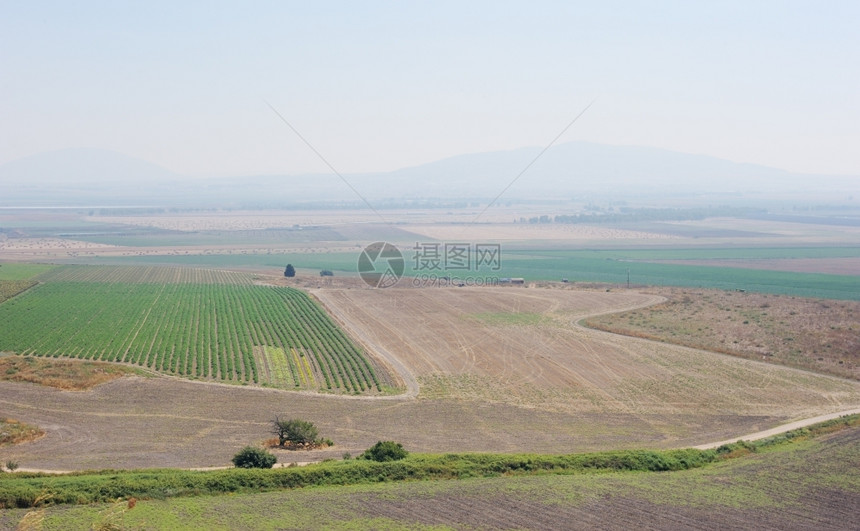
695,407,860,449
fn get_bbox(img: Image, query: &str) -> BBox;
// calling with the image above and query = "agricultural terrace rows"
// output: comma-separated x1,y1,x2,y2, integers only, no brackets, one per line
0,281,381,393
34,264,253,285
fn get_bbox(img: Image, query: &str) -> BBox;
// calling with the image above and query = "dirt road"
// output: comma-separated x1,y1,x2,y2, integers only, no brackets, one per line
694,408,860,449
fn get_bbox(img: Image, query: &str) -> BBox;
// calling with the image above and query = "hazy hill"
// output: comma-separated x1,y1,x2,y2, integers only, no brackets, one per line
0,148,179,206
1,143,855,207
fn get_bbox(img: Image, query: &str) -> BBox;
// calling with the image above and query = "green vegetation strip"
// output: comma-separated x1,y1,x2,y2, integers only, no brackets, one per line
2,415,856,509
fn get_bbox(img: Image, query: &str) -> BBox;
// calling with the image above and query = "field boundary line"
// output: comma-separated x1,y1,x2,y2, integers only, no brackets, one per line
310,290,418,398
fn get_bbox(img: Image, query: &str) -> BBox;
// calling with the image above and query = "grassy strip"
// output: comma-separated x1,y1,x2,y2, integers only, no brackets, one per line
2,414,856,509
0,450,713,509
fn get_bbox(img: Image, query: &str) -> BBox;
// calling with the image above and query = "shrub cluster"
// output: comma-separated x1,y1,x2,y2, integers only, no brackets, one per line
360,441,408,462
231,447,277,469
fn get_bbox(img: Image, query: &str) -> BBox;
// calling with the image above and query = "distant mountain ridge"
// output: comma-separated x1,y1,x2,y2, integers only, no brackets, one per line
0,143,855,207
0,148,178,185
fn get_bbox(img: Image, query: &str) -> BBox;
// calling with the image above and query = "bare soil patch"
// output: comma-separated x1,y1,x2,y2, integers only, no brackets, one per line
586,287,860,380
0,355,141,391
0,377,795,470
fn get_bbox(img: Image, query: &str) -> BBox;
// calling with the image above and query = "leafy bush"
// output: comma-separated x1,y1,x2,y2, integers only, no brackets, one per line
231,446,277,469
272,418,319,446
361,441,408,462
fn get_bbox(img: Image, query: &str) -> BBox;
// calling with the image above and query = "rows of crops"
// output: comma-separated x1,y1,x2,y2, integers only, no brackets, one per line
0,281,380,393
34,265,253,285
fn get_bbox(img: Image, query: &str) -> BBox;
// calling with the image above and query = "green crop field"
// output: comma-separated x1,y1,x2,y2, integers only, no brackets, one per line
80,246,860,299
33,264,254,285
0,262,57,281
494,249,860,300
0,266,381,393
86,252,363,273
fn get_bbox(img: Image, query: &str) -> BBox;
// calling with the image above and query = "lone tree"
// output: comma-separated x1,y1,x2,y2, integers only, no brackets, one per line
284,264,296,277
272,417,319,446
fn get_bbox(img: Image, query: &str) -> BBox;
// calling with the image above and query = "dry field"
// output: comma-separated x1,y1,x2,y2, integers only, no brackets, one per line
400,223,679,243
314,287,860,417
0,240,365,262
0,238,118,261
586,287,860,380
666,217,860,243
85,208,526,232
0,376,810,471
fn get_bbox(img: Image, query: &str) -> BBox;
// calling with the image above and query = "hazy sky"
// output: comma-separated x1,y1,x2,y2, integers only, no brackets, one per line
2,1,858,177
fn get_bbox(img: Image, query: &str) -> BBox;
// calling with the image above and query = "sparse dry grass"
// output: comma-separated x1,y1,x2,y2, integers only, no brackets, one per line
0,280,37,304
0,418,44,446
585,287,860,380
0,355,141,391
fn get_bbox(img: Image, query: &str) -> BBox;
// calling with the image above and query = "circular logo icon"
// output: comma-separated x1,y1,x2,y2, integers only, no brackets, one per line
358,241,404,288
